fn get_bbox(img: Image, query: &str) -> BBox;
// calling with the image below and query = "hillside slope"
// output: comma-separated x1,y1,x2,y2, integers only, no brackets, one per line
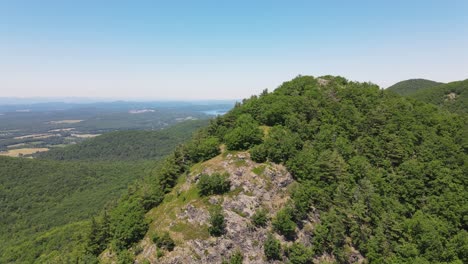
84,75,466,264
408,79,468,114
38,120,208,161
386,78,443,95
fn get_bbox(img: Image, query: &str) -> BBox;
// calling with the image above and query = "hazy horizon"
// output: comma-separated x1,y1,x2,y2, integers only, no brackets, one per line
1,1,467,99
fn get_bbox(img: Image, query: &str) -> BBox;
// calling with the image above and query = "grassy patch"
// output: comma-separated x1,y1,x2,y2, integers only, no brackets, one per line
170,222,210,241
252,165,266,175
234,158,247,167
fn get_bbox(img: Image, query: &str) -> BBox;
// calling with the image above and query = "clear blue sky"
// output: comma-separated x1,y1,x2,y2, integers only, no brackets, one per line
1,0,467,99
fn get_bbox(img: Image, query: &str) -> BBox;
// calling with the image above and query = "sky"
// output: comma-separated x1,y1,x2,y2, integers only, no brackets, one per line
0,0,467,100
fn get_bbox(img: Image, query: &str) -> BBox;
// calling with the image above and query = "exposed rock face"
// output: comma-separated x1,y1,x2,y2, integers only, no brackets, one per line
136,152,362,263
135,152,295,263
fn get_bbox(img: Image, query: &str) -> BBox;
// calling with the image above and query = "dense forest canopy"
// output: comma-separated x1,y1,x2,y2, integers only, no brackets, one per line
386,78,443,96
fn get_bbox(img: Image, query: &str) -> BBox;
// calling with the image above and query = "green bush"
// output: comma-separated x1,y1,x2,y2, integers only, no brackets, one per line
229,250,243,264
152,232,175,251
264,233,282,260
272,207,297,240
208,206,226,237
287,243,313,264
250,144,268,163
251,208,268,227
197,173,231,196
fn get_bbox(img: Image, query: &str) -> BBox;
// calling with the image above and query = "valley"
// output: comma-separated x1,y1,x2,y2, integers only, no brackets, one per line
0,101,233,157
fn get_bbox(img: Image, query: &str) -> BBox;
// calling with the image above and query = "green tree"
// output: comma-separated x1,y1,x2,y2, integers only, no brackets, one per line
208,206,226,237
110,199,148,249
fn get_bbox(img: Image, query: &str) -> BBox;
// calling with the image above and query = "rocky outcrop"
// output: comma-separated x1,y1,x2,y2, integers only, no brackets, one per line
135,152,361,263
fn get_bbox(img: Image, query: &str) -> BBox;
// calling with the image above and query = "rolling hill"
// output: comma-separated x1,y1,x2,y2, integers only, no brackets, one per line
38,120,209,161
386,78,443,96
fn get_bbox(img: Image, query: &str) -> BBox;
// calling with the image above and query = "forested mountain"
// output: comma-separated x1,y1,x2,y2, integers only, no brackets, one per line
408,79,468,114
0,120,208,263
386,78,443,96
38,120,209,161
73,75,466,264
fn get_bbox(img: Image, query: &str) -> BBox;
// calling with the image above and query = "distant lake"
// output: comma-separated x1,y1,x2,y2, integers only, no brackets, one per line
201,109,229,116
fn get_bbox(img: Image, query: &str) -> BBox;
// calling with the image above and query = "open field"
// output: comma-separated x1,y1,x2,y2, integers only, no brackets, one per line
71,133,100,138
0,148,49,157
48,120,83,124
14,133,57,140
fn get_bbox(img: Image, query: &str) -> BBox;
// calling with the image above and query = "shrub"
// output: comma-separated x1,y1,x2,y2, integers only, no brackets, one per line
197,173,231,196
152,232,175,251
272,207,297,240
251,208,268,227
264,233,282,260
209,206,226,237
250,144,268,163
229,250,243,264
287,243,313,264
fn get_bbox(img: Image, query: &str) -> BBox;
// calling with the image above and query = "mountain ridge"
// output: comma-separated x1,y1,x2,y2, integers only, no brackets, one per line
87,75,467,264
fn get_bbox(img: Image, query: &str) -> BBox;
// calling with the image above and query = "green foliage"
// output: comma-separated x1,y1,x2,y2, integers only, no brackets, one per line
251,208,269,227
272,207,297,240
211,75,467,263
387,78,443,96
409,79,468,114
152,232,175,251
186,134,220,162
264,233,282,260
249,144,268,163
260,126,302,163
226,250,243,264
0,156,153,263
197,172,231,196
86,212,111,255
208,206,226,237
224,114,263,150
286,243,313,264
116,249,135,264
110,198,148,250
